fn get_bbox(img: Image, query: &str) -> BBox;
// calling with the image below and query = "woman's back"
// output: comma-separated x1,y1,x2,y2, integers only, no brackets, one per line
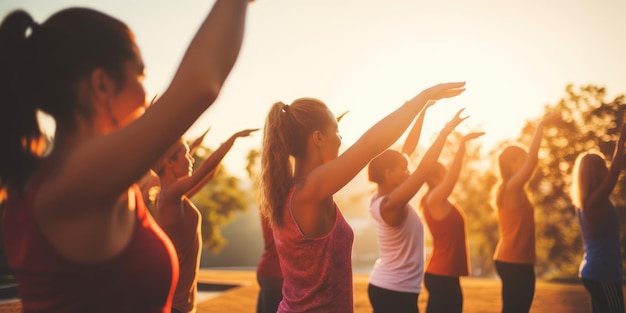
274,185,354,313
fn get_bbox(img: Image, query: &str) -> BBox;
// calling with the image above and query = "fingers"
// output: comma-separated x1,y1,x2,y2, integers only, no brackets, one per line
430,88,466,101
455,108,466,117
438,81,466,89
432,81,467,100
238,128,260,137
462,131,485,142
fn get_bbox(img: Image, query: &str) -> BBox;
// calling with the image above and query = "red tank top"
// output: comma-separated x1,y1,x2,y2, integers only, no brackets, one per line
423,201,470,277
256,214,282,279
2,164,178,313
274,185,355,313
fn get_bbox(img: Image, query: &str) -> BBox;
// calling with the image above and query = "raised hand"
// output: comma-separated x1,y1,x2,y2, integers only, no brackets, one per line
444,108,469,131
409,82,467,104
233,128,260,139
461,131,485,142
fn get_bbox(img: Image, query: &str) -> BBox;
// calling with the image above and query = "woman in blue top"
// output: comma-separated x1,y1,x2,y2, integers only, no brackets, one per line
570,123,626,313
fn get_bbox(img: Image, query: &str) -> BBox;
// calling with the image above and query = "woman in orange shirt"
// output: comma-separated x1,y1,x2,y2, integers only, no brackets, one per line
421,128,483,313
491,112,559,313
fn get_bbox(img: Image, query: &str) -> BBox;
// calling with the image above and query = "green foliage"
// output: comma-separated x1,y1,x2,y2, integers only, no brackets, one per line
190,145,253,254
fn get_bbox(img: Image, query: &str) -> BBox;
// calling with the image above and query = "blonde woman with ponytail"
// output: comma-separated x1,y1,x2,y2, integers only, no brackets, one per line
258,82,467,313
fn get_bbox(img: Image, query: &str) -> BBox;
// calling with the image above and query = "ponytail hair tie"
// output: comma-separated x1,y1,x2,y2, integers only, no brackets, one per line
282,103,289,113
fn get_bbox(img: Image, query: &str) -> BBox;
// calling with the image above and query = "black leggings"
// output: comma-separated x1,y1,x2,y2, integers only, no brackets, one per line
495,261,535,313
368,283,420,313
256,275,283,313
582,278,625,313
423,273,462,313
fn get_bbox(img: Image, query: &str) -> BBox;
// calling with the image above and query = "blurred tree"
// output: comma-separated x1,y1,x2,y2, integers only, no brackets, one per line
526,84,626,279
189,145,254,254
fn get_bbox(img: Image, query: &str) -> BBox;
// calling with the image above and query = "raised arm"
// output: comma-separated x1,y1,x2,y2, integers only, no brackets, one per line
402,100,436,157
506,111,559,191
425,131,484,220
300,82,467,204
583,123,626,219
381,108,466,226
170,128,258,199
47,0,251,210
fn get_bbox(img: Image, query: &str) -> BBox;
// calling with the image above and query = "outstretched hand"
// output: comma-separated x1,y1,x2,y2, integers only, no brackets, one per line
410,82,466,104
234,128,260,138
462,131,485,142
444,108,469,131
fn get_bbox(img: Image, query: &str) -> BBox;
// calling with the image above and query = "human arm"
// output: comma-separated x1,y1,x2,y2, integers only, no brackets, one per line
401,100,436,157
298,82,467,206
583,123,626,219
40,0,251,213
506,111,560,191
425,131,484,220
380,108,466,226
169,128,258,199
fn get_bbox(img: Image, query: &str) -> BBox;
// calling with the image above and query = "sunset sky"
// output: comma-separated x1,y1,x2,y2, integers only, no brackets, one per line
2,0,625,178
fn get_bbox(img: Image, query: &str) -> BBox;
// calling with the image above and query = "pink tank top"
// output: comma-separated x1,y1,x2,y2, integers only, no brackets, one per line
274,185,355,313
2,164,178,313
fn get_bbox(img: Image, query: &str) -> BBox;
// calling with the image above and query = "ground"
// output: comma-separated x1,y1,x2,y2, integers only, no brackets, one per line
197,270,599,313
0,270,615,312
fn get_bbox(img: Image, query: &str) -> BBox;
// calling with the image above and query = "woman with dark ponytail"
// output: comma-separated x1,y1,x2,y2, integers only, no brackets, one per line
258,82,467,312
0,1,251,312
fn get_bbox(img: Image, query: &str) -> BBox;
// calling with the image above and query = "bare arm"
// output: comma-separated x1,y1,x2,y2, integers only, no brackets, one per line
583,123,626,219
401,100,435,157
381,108,466,226
425,131,484,220
506,112,559,191
169,128,258,199
41,0,251,212
185,128,258,197
298,82,467,206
